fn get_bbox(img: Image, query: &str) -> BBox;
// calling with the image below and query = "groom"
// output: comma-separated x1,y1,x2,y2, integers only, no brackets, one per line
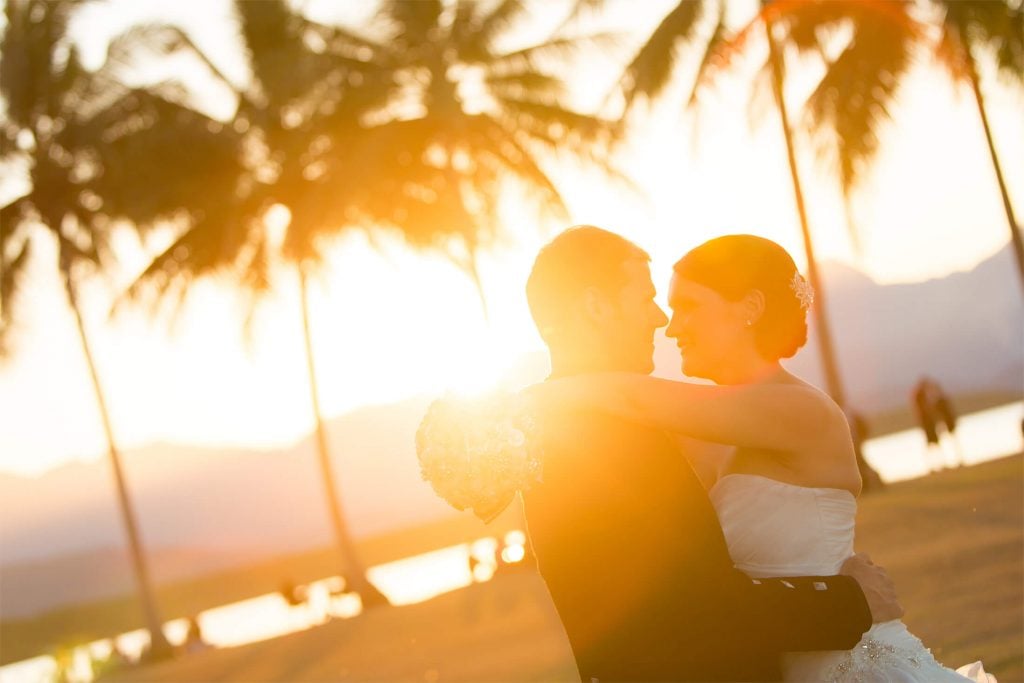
521,225,901,682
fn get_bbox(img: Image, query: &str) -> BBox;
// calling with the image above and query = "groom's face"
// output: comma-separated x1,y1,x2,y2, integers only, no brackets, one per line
592,258,669,373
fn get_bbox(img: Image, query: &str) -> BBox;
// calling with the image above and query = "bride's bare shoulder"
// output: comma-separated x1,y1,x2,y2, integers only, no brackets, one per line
781,372,844,413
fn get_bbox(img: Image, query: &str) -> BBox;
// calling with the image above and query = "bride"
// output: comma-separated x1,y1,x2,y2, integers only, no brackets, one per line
527,234,991,683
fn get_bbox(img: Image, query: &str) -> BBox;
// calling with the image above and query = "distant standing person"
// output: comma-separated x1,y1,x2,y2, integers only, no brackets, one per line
912,377,963,470
183,616,209,654
932,385,964,465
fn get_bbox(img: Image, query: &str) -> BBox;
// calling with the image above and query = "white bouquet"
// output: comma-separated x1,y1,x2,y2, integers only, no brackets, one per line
416,391,543,523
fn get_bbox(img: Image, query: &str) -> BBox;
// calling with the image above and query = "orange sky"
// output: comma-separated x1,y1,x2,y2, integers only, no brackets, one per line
1,0,1021,475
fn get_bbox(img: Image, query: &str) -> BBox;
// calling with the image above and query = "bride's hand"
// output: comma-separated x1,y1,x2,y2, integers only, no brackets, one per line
840,552,904,623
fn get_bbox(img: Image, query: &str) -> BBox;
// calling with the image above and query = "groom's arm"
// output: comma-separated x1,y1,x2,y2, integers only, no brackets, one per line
738,573,872,651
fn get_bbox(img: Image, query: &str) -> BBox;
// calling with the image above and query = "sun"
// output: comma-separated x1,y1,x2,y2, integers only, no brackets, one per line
437,336,513,399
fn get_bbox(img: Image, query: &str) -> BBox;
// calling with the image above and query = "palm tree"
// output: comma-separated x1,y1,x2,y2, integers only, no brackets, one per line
761,7,850,409
753,0,922,409
342,0,622,266
114,0,621,608
109,0,398,608
0,0,176,659
733,1,1024,297
931,0,1024,293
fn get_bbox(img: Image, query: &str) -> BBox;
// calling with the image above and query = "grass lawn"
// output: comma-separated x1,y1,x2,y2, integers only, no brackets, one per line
95,453,1023,682
855,454,1023,681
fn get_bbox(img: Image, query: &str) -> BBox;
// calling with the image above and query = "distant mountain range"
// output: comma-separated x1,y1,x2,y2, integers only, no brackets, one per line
0,396,451,617
777,244,1023,409
1,244,1021,618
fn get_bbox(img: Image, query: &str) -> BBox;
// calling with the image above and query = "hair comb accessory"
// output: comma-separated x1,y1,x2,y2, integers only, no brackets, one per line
790,271,814,310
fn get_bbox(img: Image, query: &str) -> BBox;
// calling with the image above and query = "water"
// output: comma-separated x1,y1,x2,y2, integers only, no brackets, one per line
863,401,1023,482
0,533,523,683
2,404,1020,683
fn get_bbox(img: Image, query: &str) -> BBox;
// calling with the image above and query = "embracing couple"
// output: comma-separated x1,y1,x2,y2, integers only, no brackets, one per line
518,226,987,682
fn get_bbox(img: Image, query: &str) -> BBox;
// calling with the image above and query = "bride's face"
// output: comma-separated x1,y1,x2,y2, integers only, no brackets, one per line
665,275,750,380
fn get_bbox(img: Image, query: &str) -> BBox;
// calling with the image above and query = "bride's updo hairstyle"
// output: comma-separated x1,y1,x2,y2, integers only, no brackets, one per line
673,234,810,360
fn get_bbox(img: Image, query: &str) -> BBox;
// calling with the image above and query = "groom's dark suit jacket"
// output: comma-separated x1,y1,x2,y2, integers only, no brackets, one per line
521,410,872,682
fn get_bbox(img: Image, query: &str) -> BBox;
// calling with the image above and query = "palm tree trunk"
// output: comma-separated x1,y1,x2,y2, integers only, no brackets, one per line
298,266,390,608
965,57,1024,295
63,269,174,660
764,18,848,410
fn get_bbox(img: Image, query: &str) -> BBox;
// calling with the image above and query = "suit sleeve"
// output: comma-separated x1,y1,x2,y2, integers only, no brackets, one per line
723,571,872,652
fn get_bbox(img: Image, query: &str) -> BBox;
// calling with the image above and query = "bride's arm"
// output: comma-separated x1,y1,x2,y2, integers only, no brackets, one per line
669,434,731,489
530,373,841,452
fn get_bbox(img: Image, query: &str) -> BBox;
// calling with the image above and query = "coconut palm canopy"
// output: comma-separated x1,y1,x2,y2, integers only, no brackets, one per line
0,0,211,656
116,0,623,311
619,0,1022,200
935,0,1023,85
931,0,1024,289
0,0,243,348
56,0,630,611
616,0,928,201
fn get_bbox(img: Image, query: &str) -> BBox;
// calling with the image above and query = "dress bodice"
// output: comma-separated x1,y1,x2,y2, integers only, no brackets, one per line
708,473,983,682
709,473,857,578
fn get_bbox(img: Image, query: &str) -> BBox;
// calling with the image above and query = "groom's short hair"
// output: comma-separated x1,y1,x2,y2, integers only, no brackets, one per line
526,225,650,342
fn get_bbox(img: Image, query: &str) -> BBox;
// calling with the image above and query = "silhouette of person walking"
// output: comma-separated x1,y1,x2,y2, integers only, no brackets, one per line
279,578,308,606
182,616,209,654
912,377,963,470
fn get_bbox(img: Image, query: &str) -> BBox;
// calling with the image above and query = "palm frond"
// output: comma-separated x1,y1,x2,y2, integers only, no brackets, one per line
485,69,566,102
994,1,1024,82
304,21,391,62
618,1,707,110
488,95,637,197
552,0,608,35
235,0,334,109
705,9,763,78
934,17,971,84
0,199,34,352
457,0,529,63
115,190,264,307
687,1,729,109
746,59,776,133
95,0,637,326
1,0,78,129
712,1,921,94
84,91,245,231
107,22,240,96
450,0,479,49
463,114,569,219
800,1,918,196
0,1,35,129
767,0,851,56
937,0,1024,86
378,0,444,49
492,95,614,147
318,118,465,248
487,32,625,74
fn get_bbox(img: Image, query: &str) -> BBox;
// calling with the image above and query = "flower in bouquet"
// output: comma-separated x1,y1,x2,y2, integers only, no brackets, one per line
416,391,543,522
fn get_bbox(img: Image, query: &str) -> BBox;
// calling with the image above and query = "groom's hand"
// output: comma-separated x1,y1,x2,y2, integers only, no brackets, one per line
840,552,904,623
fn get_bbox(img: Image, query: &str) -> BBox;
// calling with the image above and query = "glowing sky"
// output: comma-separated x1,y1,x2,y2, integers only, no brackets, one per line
1,0,1021,475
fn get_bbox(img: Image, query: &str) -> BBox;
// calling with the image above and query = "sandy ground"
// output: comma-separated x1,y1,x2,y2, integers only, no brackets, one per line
103,454,1023,683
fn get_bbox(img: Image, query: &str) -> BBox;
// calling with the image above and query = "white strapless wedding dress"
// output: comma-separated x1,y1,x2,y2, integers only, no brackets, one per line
709,473,994,683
